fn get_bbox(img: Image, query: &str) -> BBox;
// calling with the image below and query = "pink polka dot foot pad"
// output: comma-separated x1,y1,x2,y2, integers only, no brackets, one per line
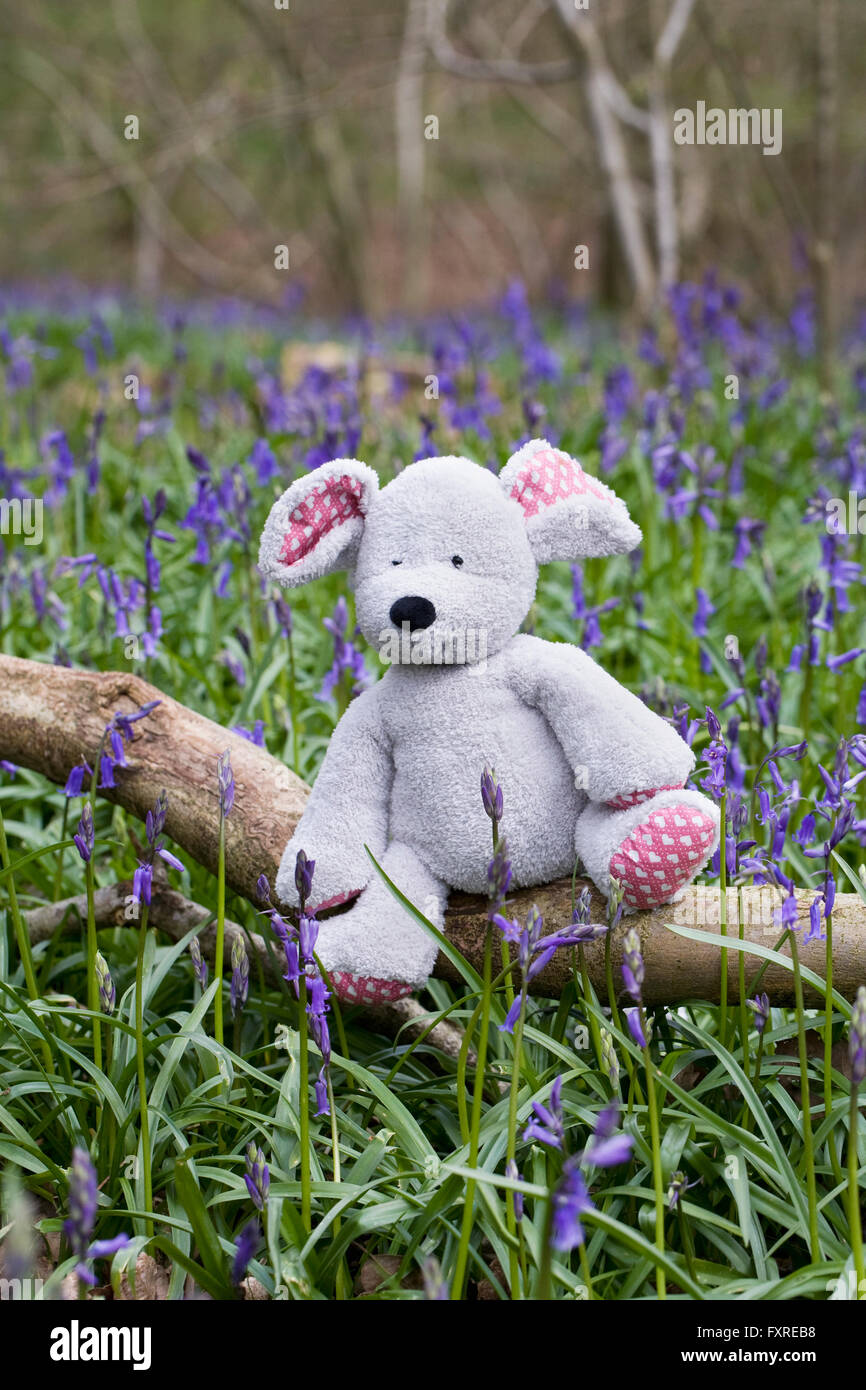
609,803,717,910
330,972,412,1005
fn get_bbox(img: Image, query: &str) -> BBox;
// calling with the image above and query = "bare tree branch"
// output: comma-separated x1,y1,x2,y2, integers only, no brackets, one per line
427,0,579,84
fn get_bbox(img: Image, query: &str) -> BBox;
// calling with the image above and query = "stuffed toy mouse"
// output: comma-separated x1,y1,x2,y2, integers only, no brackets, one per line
259,439,719,1004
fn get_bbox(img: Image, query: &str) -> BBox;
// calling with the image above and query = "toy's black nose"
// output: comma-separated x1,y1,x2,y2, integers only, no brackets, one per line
390,595,436,631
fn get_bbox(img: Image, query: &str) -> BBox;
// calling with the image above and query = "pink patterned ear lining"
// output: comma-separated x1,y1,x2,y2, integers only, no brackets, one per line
509,447,612,519
280,473,365,566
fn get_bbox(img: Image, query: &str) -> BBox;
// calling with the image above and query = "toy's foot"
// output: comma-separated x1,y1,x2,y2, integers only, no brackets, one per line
329,972,413,1005
314,840,447,1000
610,801,717,910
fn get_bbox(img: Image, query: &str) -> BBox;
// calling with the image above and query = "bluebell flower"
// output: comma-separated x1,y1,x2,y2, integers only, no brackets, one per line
244,1144,270,1211
64,1147,129,1286
581,1102,632,1168
621,927,644,1003
523,1075,564,1149
550,1160,594,1252
74,803,94,863
747,993,770,1034
231,1218,261,1285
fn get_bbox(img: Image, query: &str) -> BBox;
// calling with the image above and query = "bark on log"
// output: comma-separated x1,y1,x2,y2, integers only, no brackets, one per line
2,654,865,1005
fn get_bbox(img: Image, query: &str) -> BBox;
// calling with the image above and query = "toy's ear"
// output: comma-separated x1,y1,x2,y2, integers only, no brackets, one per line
258,459,379,587
499,439,641,563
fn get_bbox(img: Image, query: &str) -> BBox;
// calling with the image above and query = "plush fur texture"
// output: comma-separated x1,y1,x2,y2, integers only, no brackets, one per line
259,440,720,996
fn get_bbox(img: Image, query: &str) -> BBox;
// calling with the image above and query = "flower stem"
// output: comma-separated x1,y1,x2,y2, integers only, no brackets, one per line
825,912,843,1184
604,928,642,1102
737,887,748,1059
214,816,226,1047
505,993,527,1298
0,804,53,1073
577,946,604,1073
677,1204,698,1285
298,973,312,1233
789,931,820,1262
85,860,102,1075
287,630,300,775
328,1073,349,1300
641,1017,666,1300
578,1241,595,1300
135,901,153,1235
718,791,728,1051
848,1085,864,1297
452,924,493,1300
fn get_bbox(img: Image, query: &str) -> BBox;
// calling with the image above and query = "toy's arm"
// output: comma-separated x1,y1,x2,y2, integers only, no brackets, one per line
505,634,694,804
275,684,393,911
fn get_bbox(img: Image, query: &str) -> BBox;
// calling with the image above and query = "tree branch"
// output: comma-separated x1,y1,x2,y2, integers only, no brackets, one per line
2,654,864,1005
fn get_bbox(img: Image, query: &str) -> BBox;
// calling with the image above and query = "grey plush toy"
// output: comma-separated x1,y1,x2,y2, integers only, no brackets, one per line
259,439,719,1004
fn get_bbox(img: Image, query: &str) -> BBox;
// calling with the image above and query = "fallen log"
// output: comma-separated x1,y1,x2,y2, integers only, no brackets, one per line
2,653,864,1005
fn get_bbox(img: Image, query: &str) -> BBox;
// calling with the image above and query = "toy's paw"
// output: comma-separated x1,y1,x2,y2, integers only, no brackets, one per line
609,801,718,911
274,832,371,913
329,972,413,1005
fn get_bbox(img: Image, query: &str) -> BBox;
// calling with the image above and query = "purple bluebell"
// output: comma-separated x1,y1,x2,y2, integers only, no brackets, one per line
218,749,235,817
190,935,208,991
231,935,249,1017
231,720,265,747
625,1007,649,1048
231,1218,261,1285
600,1028,620,1088
747,992,770,1035
95,951,115,1015
298,914,319,965
481,766,504,824
667,1171,699,1210
550,1159,595,1252
421,1256,449,1300
64,760,93,797
523,1075,564,1149
581,1102,633,1168
64,1147,129,1286
294,848,315,911
487,840,513,913
317,596,369,703
244,1143,270,1211
505,1159,524,1222
570,888,607,942
73,802,94,863
731,517,766,569
494,904,592,1032
621,927,644,1003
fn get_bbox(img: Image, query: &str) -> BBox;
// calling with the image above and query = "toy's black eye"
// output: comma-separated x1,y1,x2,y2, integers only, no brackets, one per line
451,555,464,568
391,559,402,566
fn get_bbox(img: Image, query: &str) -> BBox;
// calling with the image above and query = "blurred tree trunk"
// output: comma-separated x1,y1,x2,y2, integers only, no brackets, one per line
648,0,696,291
396,0,429,314
815,0,838,391
552,1,656,314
